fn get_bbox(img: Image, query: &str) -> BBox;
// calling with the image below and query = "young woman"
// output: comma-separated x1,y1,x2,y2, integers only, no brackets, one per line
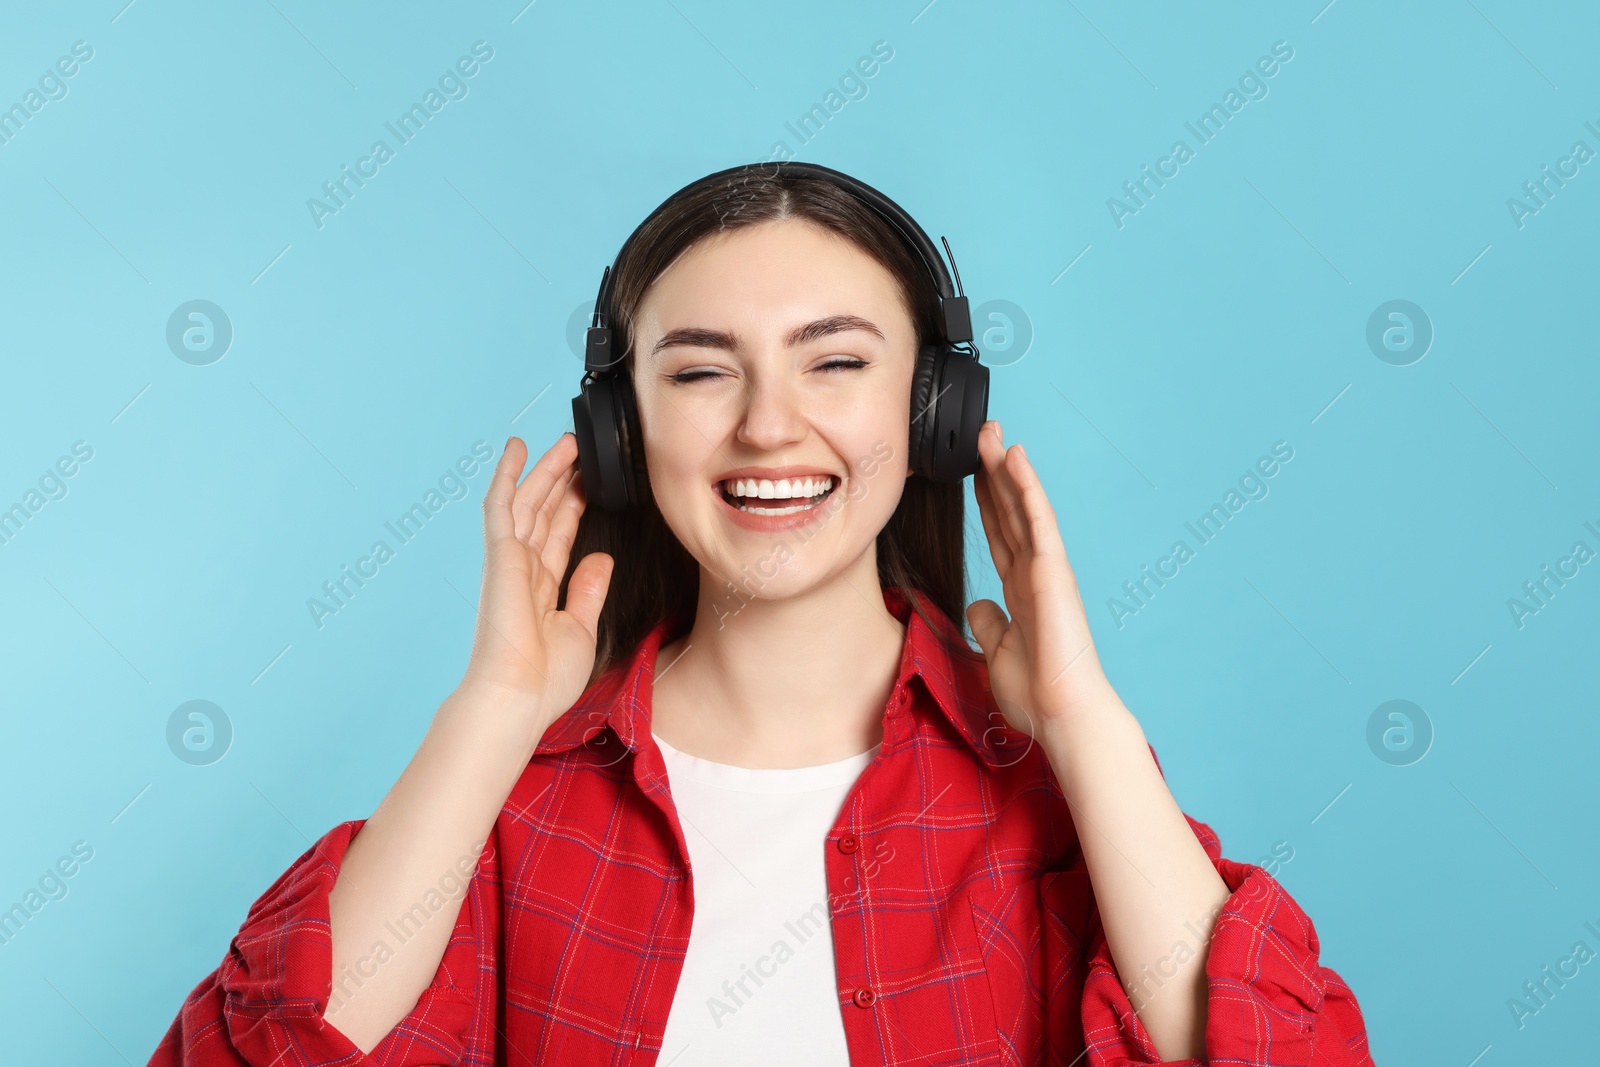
150,164,1375,1066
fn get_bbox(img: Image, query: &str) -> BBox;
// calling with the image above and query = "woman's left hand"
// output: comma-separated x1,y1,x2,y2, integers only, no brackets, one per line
967,420,1116,741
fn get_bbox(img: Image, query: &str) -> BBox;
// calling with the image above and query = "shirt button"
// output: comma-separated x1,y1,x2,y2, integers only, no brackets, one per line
853,986,876,1008
837,833,860,854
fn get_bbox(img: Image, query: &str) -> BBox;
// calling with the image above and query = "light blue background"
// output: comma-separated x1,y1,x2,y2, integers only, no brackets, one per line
3,0,1597,1062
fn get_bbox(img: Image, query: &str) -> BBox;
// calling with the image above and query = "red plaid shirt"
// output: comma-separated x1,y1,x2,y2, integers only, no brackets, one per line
150,586,1375,1066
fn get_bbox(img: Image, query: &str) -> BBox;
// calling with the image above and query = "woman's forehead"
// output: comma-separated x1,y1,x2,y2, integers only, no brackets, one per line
633,222,913,344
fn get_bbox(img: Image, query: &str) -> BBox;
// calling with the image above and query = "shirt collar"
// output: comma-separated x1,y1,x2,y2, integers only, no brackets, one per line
533,585,1012,769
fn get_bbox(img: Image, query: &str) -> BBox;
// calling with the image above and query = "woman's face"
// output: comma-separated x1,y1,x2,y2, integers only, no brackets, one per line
629,216,917,604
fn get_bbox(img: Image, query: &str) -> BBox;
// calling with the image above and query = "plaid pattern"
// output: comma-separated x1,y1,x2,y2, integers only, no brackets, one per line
149,585,1374,1066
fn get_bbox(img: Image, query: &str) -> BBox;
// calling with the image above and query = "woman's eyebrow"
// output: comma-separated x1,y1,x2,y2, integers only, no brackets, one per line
786,314,884,347
650,314,884,357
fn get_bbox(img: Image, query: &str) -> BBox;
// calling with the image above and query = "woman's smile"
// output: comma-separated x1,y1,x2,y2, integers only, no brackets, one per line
713,471,842,530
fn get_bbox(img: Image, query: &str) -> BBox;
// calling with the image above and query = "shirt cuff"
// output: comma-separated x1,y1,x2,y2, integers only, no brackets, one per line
1079,813,1365,1066
159,819,480,1067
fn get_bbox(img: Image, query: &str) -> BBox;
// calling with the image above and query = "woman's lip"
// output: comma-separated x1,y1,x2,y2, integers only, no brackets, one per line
712,467,842,484
712,479,841,532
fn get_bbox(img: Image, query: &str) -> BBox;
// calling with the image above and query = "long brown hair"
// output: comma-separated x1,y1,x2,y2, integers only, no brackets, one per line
558,164,985,686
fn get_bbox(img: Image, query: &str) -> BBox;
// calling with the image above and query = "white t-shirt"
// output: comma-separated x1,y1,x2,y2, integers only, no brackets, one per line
652,729,880,1065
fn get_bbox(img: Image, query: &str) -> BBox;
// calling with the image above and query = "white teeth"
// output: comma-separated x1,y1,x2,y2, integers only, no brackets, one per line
721,475,836,513
723,476,833,500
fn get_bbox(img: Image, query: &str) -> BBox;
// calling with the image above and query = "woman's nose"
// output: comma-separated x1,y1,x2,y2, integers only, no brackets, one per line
736,379,808,449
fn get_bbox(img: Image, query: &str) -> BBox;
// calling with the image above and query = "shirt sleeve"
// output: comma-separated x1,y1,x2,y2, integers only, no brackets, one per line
146,819,486,1067
1076,746,1377,1067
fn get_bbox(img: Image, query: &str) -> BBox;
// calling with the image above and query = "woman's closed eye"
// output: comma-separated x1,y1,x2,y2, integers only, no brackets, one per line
668,358,868,385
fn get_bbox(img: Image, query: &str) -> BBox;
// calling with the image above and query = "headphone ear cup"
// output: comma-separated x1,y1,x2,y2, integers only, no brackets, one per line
571,388,605,507
910,345,989,482
571,375,638,512
940,351,989,480
908,342,942,479
614,371,643,507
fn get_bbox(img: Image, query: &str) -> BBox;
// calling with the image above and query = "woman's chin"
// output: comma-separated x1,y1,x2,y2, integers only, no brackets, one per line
697,549,861,612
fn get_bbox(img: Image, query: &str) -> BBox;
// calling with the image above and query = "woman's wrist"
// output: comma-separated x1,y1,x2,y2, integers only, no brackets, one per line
439,679,555,764
1037,688,1148,797
1036,676,1134,745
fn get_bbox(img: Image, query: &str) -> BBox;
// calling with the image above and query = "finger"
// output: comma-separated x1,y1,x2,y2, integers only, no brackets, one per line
530,466,577,551
512,433,580,543
563,551,615,639
1007,444,1067,561
483,437,527,549
512,432,578,542
978,422,1026,556
972,464,1014,577
1004,446,1089,677
993,450,1036,555
540,467,589,589
965,598,1008,660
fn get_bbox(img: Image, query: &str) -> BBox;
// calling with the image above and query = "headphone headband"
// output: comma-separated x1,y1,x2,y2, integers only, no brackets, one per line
584,161,972,376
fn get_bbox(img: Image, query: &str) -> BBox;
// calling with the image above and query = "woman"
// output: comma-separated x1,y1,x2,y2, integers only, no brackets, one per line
149,164,1375,1065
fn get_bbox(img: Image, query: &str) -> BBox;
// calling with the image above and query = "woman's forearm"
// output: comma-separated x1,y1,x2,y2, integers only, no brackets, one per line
1039,688,1232,1061
323,682,548,1052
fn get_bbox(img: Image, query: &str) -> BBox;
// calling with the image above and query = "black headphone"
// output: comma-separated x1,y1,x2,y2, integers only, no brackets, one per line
570,160,989,512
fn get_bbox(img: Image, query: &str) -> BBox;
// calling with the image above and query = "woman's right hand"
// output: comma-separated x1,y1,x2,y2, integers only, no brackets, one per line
458,433,614,743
